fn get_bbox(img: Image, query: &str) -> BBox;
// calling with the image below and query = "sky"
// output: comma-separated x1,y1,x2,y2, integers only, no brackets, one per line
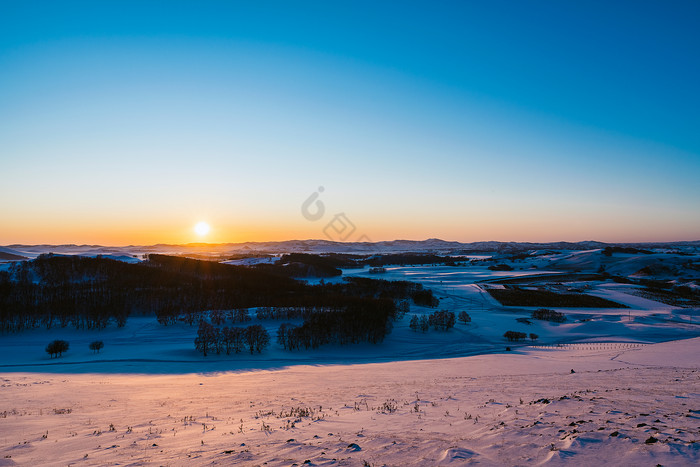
1,0,699,245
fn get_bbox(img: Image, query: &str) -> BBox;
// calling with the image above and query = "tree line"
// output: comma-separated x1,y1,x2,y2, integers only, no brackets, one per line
409,310,459,332
1,255,434,353
194,321,270,356
275,297,395,350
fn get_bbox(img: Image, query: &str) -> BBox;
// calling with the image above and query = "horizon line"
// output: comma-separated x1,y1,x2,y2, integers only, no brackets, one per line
3,237,700,249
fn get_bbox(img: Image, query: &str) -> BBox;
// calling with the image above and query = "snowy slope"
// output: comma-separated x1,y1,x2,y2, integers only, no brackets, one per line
1,339,698,466
1,253,699,465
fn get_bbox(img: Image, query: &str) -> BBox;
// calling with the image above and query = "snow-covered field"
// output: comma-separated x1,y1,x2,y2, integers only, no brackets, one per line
1,339,699,466
1,254,699,465
2,264,698,374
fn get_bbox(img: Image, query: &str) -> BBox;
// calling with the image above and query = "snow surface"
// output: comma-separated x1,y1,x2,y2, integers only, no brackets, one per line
1,339,698,466
1,254,699,465
2,263,698,374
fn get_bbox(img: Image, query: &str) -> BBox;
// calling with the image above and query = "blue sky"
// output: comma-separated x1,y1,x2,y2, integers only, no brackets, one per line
1,1,699,244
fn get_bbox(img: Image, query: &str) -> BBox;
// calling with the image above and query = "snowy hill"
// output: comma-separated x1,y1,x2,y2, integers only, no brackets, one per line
4,239,699,260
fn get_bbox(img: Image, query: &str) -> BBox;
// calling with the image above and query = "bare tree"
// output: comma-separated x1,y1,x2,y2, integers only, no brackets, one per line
245,324,270,354
457,311,471,324
46,340,69,358
194,321,217,356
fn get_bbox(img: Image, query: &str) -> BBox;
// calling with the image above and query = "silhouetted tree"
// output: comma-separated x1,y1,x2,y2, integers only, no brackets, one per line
412,289,439,307
46,340,69,358
210,310,225,326
89,340,104,353
504,331,527,342
233,309,251,323
395,300,410,319
156,304,178,326
532,309,566,323
277,323,298,350
220,326,245,354
183,310,202,326
419,315,429,332
428,310,456,331
194,321,217,356
244,324,270,354
409,314,420,331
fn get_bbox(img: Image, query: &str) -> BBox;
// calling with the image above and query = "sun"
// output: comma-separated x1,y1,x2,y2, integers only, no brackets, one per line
194,221,210,236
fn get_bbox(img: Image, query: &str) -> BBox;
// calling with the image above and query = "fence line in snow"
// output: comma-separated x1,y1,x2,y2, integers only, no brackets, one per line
529,342,647,351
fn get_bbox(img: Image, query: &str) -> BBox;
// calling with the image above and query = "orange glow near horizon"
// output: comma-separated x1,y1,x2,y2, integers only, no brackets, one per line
1,214,698,247
1,192,698,246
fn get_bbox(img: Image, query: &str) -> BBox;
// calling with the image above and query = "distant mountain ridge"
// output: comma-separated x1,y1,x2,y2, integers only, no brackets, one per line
0,246,29,261
2,239,699,260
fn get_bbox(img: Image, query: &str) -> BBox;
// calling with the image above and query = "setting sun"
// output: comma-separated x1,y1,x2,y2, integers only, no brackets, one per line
194,221,210,236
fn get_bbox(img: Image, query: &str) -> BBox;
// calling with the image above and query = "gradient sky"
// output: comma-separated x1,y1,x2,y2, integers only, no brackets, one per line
1,1,699,245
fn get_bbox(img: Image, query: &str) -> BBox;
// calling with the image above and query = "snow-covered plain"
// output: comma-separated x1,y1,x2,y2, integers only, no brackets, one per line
1,340,699,466
1,250,699,465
